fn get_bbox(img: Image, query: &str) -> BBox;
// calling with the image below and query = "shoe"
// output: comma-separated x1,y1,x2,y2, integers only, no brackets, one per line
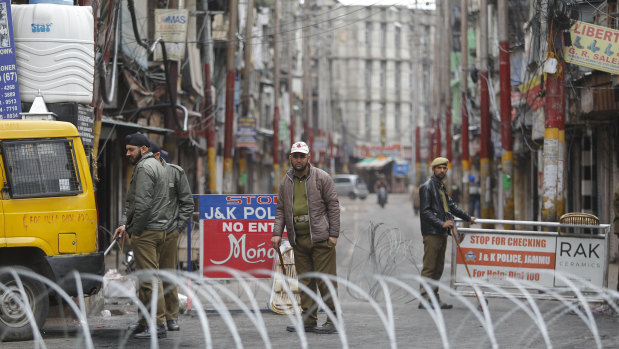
314,322,337,334
133,324,167,339
127,322,145,334
286,325,316,332
418,302,433,310
440,302,453,309
167,320,180,331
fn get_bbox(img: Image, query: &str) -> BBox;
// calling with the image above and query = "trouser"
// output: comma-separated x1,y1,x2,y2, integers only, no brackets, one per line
131,229,166,326
293,234,338,326
420,234,448,299
159,229,180,321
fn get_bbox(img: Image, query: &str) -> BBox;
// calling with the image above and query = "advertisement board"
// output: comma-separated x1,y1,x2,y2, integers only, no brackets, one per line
154,9,188,61
455,232,606,289
198,194,284,278
564,20,619,75
0,0,21,119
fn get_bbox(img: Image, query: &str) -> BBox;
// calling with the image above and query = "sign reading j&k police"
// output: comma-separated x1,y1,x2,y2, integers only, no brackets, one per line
0,0,21,119
199,194,285,278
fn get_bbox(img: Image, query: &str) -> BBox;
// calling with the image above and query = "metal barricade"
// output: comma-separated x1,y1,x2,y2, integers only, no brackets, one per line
450,218,612,301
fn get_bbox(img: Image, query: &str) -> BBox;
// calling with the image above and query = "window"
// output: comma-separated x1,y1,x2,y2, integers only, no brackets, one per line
365,102,371,138
395,26,401,52
380,61,386,89
409,63,414,91
395,103,401,138
395,62,401,91
380,23,387,51
365,60,372,88
2,139,82,198
365,22,371,50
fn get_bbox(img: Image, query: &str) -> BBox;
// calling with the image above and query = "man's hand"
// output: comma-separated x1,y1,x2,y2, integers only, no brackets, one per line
328,236,338,246
271,235,282,250
442,220,454,229
113,225,127,242
470,217,477,224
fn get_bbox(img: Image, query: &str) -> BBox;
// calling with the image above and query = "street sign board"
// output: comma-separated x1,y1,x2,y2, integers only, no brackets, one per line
454,232,607,289
0,0,21,119
198,194,285,278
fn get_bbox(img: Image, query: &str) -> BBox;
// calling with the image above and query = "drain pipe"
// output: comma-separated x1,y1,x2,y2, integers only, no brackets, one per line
100,0,120,105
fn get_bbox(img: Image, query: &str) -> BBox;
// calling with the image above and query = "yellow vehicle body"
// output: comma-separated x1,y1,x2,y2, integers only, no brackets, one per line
0,120,103,341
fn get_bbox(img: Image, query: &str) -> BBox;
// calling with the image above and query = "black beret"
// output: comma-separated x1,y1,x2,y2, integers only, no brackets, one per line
125,133,150,147
160,150,169,162
149,140,161,154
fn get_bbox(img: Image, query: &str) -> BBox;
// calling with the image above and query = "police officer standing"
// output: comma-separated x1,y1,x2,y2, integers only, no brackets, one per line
114,133,170,339
149,141,194,331
418,157,476,309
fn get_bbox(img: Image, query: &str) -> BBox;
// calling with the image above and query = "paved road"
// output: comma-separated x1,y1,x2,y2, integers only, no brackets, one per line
4,194,619,348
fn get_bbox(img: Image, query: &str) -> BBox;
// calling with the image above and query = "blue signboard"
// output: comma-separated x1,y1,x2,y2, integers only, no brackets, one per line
0,0,21,119
236,115,257,149
393,162,410,176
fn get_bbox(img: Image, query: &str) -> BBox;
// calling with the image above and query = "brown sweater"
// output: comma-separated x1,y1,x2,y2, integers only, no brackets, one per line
273,165,340,245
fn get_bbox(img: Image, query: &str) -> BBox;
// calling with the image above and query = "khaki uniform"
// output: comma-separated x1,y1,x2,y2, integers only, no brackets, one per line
122,152,169,326
159,161,194,321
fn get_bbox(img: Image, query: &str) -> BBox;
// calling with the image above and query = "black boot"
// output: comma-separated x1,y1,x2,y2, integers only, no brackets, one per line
133,324,167,339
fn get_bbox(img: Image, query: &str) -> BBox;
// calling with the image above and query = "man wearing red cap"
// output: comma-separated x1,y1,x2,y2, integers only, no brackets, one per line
271,141,341,334
418,157,476,309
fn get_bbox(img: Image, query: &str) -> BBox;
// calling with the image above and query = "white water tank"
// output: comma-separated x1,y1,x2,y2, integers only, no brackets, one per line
11,4,94,104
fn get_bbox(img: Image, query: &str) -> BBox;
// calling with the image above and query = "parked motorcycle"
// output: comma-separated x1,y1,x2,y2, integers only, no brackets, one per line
377,187,387,208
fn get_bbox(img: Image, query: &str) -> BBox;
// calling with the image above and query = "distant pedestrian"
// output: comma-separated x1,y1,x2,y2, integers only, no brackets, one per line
271,141,341,334
149,141,194,332
469,174,481,218
418,157,476,309
113,133,170,339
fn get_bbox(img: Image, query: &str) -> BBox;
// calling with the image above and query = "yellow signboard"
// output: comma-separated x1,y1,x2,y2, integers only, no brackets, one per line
564,20,619,75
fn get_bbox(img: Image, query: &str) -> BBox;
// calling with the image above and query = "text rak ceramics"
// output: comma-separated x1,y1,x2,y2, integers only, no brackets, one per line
199,194,285,278
455,233,606,288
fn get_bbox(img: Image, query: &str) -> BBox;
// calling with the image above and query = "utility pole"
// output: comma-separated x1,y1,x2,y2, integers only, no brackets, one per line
303,1,313,158
444,0,452,190
415,126,421,185
239,0,255,194
163,0,180,160
479,0,493,221
433,0,442,164
460,0,470,212
201,0,216,193
498,0,514,225
287,0,294,148
273,0,281,194
223,0,238,194
542,18,565,222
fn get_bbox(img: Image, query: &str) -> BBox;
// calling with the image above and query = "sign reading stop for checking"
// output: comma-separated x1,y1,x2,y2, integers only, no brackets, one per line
198,194,286,278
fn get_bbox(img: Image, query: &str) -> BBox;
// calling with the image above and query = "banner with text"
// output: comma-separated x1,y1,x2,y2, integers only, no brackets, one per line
199,194,284,278
455,233,606,289
0,0,21,119
564,20,619,75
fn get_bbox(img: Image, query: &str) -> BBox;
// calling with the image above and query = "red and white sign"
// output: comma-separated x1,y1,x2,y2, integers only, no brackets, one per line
455,233,606,289
456,234,556,287
199,194,284,278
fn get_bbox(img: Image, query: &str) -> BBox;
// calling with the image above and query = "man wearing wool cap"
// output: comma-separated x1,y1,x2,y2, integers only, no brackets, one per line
418,157,476,310
113,132,170,339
